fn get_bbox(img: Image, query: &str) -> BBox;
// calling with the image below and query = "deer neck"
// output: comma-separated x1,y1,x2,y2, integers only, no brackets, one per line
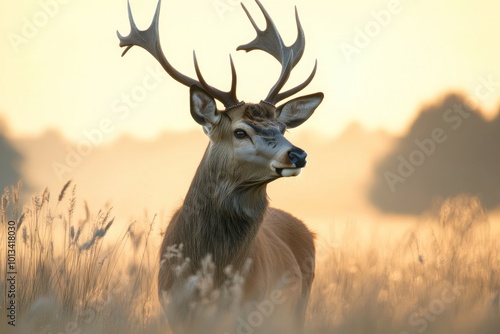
176,145,268,270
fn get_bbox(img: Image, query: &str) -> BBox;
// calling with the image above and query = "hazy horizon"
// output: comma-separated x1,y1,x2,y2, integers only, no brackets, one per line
2,0,500,142
1,0,500,267
2,91,500,240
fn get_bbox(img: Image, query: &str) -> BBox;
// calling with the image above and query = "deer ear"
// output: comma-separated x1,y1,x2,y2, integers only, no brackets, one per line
190,85,220,130
276,93,324,128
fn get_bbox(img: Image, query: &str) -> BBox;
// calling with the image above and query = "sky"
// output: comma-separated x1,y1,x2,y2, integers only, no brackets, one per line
1,0,500,143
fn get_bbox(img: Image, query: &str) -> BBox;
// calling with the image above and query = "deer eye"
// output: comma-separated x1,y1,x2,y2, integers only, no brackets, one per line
234,129,248,139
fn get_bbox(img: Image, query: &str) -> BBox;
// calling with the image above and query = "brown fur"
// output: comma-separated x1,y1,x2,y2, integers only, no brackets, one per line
118,1,321,331
158,101,316,333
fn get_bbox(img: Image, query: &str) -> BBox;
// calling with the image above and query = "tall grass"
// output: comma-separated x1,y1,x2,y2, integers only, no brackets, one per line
0,182,165,334
308,194,500,334
1,184,499,334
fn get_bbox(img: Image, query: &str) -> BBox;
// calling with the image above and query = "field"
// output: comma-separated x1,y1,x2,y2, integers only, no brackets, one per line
1,181,499,334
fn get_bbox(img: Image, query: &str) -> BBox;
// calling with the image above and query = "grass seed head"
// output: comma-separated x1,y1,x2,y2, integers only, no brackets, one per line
58,180,72,202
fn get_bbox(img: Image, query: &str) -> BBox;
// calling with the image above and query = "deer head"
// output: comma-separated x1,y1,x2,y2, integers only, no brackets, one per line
117,0,323,183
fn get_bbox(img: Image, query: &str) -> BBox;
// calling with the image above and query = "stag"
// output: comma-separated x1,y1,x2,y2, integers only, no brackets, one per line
118,0,323,332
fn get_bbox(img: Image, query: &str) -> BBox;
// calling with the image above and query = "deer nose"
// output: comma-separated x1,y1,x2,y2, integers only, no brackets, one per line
288,148,307,168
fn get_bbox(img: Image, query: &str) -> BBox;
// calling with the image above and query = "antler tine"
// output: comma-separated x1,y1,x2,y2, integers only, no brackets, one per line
237,0,316,105
228,55,239,105
193,52,241,109
264,51,294,103
274,60,317,103
117,0,240,109
117,0,198,88
237,1,305,67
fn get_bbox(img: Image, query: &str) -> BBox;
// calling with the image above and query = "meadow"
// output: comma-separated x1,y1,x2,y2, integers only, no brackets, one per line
1,181,499,334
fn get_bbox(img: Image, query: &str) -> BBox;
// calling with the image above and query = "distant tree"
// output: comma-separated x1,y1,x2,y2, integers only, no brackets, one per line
369,94,500,214
0,120,24,193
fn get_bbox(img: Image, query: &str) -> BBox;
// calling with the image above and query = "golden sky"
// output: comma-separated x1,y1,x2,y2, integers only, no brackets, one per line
1,0,500,142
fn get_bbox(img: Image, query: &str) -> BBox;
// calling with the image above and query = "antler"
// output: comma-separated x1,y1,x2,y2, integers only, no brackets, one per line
117,0,242,109
237,0,317,106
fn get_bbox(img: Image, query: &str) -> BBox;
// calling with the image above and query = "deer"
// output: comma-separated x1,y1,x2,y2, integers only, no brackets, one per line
117,0,323,332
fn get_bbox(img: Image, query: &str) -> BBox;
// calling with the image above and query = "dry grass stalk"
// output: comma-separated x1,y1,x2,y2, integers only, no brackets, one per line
0,186,499,334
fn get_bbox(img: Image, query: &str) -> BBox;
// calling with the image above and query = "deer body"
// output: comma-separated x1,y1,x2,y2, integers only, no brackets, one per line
118,0,323,332
158,102,317,331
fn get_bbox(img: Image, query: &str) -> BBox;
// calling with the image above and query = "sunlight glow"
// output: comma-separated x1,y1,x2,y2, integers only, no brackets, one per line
1,0,499,142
